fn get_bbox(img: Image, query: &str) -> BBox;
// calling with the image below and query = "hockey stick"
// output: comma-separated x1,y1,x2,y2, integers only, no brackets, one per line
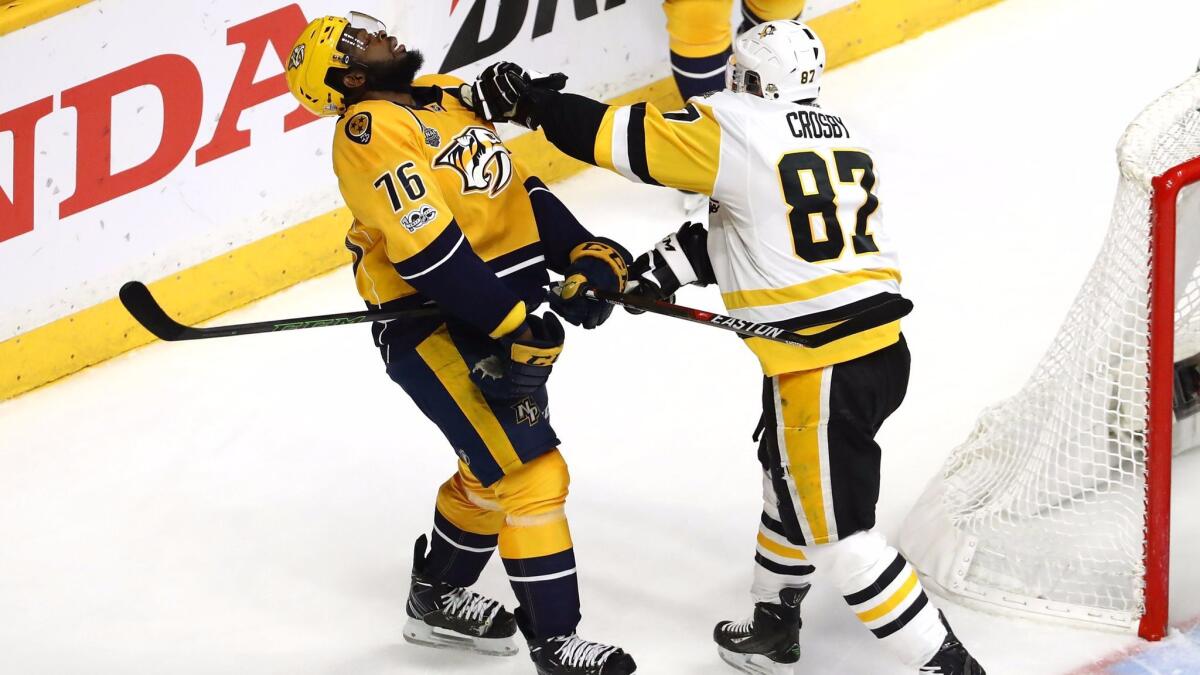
118,281,440,342
566,285,912,349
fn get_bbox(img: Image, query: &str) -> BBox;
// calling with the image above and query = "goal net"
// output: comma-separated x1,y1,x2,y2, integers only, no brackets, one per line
899,70,1200,641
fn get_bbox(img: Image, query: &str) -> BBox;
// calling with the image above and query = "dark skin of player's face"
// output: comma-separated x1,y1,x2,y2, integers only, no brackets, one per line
339,27,419,107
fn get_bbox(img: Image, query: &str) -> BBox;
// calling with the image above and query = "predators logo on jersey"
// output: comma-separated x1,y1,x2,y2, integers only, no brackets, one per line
434,126,514,197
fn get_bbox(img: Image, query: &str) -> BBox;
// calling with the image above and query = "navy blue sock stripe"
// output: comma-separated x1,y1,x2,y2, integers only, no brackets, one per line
843,553,906,606
739,4,766,31
670,48,730,100
503,548,580,639
669,49,731,77
424,514,496,589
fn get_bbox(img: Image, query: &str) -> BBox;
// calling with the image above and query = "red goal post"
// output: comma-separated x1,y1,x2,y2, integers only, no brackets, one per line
1144,156,1200,639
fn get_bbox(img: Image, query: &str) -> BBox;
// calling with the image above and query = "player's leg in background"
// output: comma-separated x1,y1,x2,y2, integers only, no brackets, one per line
663,0,734,101
738,0,806,35
661,0,807,102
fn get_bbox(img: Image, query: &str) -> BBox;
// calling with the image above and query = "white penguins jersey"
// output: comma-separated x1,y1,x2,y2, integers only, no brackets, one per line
588,90,904,375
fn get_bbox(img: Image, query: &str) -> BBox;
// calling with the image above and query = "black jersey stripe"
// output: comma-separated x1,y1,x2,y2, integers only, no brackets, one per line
627,103,661,187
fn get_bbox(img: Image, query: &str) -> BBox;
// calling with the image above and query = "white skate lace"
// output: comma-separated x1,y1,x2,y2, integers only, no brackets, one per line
723,617,755,634
440,588,500,624
550,634,618,667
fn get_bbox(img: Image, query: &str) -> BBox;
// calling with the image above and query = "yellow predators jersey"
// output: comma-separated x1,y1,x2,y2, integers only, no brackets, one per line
590,91,902,375
332,74,548,341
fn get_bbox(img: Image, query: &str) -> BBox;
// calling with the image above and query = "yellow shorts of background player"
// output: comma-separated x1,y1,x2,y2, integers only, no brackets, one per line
663,0,807,101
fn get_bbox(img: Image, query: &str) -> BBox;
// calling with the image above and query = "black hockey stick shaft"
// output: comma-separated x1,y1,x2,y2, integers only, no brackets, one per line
119,281,439,342
579,286,912,348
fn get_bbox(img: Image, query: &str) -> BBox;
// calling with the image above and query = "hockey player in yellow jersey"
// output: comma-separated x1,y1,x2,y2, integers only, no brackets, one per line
285,12,637,675
467,20,984,675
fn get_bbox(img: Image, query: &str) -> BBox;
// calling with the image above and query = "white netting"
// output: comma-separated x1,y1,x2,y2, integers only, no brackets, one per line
901,72,1200,630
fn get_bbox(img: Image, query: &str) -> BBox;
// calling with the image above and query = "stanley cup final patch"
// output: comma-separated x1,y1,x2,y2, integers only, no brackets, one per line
345,112,372,145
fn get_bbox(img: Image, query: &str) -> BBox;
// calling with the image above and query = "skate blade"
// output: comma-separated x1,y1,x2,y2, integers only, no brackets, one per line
402,617,519,657
717,646,796,675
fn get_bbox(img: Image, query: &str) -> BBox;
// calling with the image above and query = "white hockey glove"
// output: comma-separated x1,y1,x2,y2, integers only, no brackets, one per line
625,221,715,314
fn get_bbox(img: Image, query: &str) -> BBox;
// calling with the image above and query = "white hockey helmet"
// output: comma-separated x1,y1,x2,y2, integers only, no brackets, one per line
726,20,826,102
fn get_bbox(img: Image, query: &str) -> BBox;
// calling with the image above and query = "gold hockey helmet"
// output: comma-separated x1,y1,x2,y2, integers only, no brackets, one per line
286,12,387,117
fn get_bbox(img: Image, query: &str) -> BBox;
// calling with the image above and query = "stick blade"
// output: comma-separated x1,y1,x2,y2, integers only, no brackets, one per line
119,281,189,341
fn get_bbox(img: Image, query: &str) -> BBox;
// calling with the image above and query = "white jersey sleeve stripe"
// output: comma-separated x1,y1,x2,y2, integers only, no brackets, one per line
608,106,639,183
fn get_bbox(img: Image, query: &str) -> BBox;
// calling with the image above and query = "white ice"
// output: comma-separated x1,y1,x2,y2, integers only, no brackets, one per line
3,0,1200,673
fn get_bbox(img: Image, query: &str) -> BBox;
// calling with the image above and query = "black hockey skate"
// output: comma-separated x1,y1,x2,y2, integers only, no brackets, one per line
713,585,809,675
919,612,985,674
402,535,519,657
527,633,637,675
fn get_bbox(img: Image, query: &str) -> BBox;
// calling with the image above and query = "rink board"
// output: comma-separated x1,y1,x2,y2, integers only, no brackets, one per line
0,0,1003,401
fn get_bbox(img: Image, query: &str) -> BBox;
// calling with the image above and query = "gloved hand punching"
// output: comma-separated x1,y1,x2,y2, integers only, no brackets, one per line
471,312,566,400
549,239,631,329
625,221,715,314
463,61,568,129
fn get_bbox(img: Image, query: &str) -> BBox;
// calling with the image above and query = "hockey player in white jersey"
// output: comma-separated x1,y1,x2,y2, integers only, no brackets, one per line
467,21,984,675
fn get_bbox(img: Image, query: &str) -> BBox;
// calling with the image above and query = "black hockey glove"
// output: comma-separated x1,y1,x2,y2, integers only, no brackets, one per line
549,239,631,329
471,312,566,400
625,222,715,314
466,61,567,130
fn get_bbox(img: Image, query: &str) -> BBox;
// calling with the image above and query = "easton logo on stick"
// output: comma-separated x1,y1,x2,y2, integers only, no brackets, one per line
707,315,786,339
